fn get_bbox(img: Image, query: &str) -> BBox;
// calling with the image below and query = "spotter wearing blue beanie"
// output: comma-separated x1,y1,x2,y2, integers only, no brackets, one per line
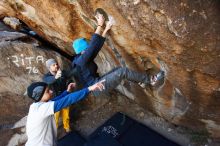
72,38,89,54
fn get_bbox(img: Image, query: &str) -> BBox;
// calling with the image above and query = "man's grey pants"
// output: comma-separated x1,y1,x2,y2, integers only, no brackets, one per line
92,67,150,97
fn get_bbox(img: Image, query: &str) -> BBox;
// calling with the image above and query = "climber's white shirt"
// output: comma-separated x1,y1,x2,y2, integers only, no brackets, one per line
25,101,57,146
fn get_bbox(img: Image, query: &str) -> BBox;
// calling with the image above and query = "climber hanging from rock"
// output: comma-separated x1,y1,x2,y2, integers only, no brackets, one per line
71,11,165,97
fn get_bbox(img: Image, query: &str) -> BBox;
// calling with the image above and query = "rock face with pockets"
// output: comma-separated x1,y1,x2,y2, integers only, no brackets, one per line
0,0,220,141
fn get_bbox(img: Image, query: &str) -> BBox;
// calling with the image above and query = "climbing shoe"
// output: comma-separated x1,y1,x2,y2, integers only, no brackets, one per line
138,70,165,88
150,71,165,86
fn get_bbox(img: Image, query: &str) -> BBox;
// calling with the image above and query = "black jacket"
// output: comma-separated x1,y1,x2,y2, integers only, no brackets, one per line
43,70,72,97
72,33,105,87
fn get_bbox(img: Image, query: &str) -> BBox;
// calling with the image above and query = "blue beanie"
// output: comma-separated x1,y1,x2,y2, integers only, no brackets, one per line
72,38,89,54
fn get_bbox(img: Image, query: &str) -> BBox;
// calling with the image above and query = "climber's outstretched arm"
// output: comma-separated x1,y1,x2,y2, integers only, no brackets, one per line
95,13,105,35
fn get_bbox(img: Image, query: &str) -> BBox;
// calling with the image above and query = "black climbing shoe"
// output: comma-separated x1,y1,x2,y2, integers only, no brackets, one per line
138,70,165,88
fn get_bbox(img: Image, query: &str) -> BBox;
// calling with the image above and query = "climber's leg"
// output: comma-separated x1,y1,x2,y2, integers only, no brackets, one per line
92,67,163,96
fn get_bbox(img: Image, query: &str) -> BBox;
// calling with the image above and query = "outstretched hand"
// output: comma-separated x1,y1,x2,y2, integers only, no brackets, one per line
105,21,113,31
67,83,76,92
88,80,105,92
105,16,115,31
102,16,114,37
95,13,105,27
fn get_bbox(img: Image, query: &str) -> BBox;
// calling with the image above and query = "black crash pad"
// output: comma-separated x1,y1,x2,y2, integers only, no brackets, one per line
119,122,179,146
58,112,179,146
89,112,135,140
85,135,122,146
57,131,85,146
89,112,179,146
